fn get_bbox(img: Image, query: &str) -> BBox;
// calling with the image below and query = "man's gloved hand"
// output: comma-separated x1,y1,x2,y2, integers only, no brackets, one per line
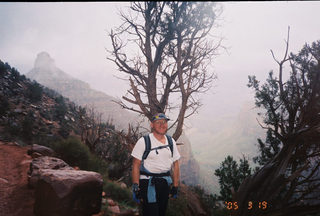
132,183,140,203
170,186,178,198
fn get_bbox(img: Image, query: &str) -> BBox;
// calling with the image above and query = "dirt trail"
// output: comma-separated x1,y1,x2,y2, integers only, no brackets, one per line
0,141,34,216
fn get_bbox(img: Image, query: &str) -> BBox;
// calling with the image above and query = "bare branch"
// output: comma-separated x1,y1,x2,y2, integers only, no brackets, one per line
108,2,221,139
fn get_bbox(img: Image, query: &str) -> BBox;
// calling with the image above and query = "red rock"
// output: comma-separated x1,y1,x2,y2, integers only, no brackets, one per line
34,169,103,216
108,205,120,214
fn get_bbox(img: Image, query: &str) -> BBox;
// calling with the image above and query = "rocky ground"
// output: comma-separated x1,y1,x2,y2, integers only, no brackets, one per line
0,140,205,216
0,141,133,216
0,141,34,216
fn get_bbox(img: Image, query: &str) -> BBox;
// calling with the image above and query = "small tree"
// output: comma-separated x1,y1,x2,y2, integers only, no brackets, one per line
215,155,252,201
21,111,34,143
27,81,43,102
54,96,67,120
234,29,320,216
108,2,222,140
78,106,106,153
0,95,10,116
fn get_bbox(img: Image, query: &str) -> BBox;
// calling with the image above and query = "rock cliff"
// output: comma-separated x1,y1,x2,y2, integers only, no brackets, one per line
177,131,201,186
26,52,140,130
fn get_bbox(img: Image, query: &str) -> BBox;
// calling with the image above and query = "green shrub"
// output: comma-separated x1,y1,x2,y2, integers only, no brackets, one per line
103,181,135,207
51,136,110,175
36,134,62,148
166,196,188,216
9,67,20,82
0,61,8,76
87,154,109,174
27,82,43,102
21,112,34,143
54,96,67,120
58,121,71,138
0,96,10,116
6,121,21,137
190,185,229,216
52,137,91,169
97,132,132,180
39,110,52,120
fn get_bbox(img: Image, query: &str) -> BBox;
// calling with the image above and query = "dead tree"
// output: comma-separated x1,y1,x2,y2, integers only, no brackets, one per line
108,2,222,140
78,106,105,153
233,28,320,216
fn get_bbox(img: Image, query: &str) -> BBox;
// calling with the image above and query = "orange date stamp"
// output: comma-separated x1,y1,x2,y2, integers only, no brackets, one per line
224,201,268,210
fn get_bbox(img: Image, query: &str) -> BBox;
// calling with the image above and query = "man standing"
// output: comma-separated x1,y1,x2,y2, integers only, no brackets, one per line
131,113,180,216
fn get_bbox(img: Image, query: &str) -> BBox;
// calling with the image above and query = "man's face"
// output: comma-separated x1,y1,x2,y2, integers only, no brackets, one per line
151,119,168,135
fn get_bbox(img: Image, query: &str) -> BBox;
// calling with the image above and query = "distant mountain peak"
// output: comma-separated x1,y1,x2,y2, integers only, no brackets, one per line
29,52,72,81
34,51,55,69
26,52,140,130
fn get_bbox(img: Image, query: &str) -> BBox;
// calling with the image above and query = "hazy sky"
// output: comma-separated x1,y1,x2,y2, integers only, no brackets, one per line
1,1,320,154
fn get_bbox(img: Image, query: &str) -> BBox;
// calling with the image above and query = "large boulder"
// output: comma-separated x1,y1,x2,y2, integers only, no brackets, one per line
34,169,103,216
28,156,73,188
27,144,55,157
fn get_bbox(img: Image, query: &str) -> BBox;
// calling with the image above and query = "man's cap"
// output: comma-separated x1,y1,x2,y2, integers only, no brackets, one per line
151,113,170,122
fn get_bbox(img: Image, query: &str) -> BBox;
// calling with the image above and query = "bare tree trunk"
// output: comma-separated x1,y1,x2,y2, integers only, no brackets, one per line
108,2,220,140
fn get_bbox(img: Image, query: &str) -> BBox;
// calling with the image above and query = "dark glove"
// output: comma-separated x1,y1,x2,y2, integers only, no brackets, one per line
170,186,178,198
132,183,140,203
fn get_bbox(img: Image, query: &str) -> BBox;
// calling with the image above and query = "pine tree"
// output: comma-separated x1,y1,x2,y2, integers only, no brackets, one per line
253,129,282,167
215,155,252,201
233,32,320,215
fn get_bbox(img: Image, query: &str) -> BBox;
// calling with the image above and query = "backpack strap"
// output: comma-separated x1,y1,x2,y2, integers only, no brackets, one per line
165,135,174,157
142,134,174,161
142,135,151,160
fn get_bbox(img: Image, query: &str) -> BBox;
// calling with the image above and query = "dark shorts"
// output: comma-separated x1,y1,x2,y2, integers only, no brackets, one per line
139,178,170,216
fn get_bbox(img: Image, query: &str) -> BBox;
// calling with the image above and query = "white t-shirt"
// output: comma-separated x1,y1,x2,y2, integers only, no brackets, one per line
131,133,180,179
